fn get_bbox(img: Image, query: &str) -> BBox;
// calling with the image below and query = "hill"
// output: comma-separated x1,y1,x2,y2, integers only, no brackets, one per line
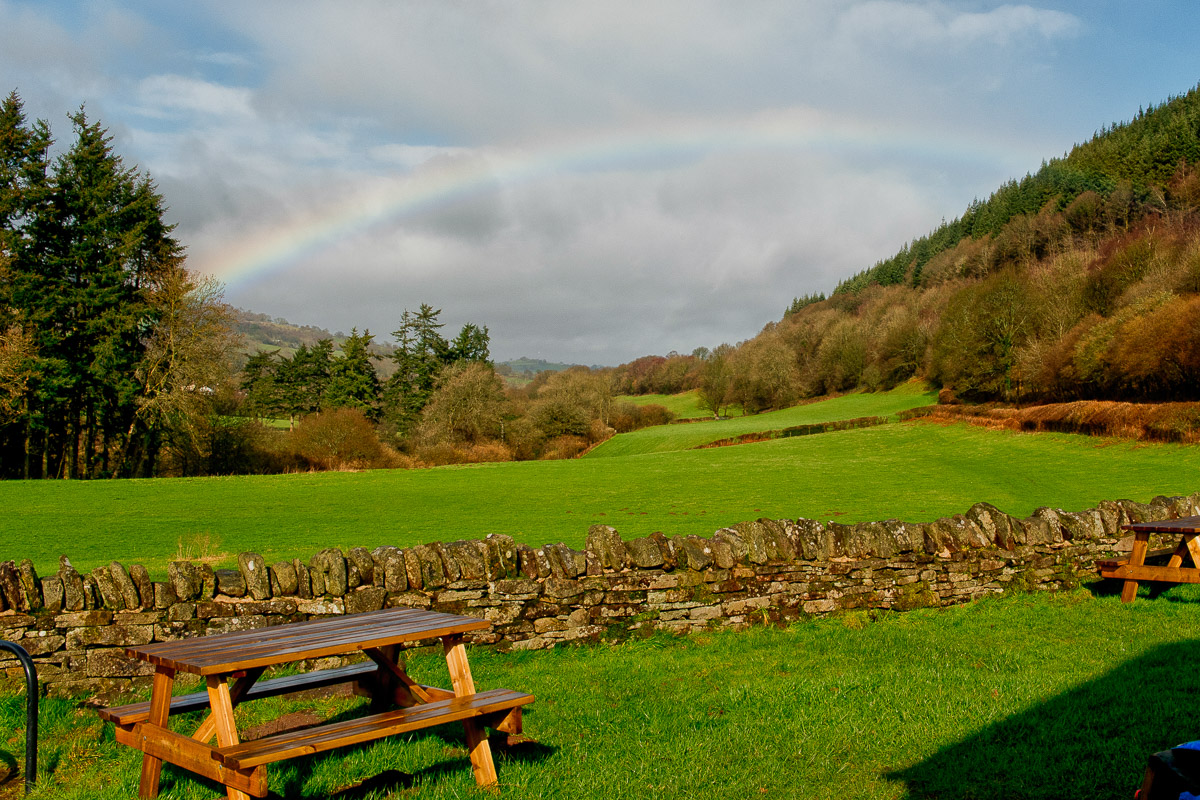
233,311,579,382
755,83,1200,407
231,310,399,379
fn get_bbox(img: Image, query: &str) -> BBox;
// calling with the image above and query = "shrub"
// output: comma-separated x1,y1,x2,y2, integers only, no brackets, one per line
291,408,395,471
540,434,590,460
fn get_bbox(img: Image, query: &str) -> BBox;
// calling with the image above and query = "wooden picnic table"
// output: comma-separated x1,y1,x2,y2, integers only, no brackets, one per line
98,607,533,799
1099,516,1200,603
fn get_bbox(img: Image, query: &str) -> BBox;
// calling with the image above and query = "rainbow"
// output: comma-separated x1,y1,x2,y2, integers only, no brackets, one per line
194,109,1030,291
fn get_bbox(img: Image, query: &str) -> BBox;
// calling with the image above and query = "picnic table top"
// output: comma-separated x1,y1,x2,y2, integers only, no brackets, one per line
1122,516,1200,535
126,607,490,676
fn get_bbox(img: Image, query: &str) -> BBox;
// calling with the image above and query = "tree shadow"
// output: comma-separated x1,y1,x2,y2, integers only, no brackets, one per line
888,639,1200,799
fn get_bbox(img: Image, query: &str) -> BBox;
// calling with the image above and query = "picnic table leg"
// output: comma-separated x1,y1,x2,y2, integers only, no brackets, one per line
207,675,253,800
1121,533,1151,603
138,667,176,799
443,635,499,787
193,668,265,744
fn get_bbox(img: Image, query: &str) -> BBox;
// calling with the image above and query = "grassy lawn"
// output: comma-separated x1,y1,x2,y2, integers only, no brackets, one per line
7,586,1200,799
589,383,936,457
614,389,743,420
3,419,1199,577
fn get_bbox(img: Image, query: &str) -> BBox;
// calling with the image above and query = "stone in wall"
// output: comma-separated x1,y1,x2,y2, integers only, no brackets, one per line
293,558,312,598
0,561,28,611
215,569,246,597
371,547,408,593
18,560,41,611
57,557,85,612
129,564,152,608
793,518,831,561
347,547,374,587
90,566,122,610
626,537,663,568
109,562,140,610
168,561,201,601
270,561,299,596
40,576,64,614
239,552,271,600
585,525,629,572
410,544,446,589
486,533,520,578
966,503,1018,550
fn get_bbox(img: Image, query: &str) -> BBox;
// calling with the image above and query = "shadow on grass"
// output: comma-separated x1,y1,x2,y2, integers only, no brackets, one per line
1088,572,1200,604
888,638,1200,800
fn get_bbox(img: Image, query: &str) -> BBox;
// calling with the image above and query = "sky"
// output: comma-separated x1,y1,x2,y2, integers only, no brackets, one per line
2,1,1198,366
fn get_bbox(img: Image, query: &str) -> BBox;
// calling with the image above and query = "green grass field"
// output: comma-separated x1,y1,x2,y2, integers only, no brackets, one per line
614,389,743,420
591,383,935,457
8,586,1200,799
4,417,1199,577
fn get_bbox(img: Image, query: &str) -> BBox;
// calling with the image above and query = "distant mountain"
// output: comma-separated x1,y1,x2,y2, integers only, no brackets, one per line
496,357,579,376
231,310,398,376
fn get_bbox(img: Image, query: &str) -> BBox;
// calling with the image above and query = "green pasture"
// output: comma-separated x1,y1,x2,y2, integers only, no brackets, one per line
590,383,936,457
614,389,741,420
4,418,1199,577
8,587,1200,799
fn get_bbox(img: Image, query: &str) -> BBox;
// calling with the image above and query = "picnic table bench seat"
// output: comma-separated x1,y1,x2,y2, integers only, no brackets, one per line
1095,546,1178,572
216,687,533,769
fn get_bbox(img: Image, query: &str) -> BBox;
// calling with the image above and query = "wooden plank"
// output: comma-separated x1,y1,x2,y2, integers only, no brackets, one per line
363,646,433,705
115,724,267,798
1107,564,1200,584
129,608,482,662
217,688,534,770
138,667,175,799
207,675,252,800
1185,534,1200,569
100,662,380,726
1122,516,1200,535
1120,534,1151,603
128,608,491,675
443,636,497,787
194,667,265,744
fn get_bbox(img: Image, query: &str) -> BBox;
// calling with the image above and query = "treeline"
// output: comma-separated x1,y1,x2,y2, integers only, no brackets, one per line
189,303,681,475
0,91,237,479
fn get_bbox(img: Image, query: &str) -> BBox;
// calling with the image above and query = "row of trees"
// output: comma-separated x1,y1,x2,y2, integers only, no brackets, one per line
238,305,490,434
0,91,237,478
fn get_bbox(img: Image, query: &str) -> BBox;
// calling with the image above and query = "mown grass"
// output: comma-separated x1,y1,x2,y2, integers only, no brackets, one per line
5,586,1200,799
4,419,1200,577
614,390,743,420
588,384,936,457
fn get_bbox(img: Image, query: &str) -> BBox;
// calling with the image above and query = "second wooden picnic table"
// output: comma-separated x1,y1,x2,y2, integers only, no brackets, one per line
98,606,534,799
1099,515,1200,603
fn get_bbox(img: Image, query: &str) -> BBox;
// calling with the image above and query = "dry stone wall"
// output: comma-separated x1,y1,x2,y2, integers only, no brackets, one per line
2,493,1199,696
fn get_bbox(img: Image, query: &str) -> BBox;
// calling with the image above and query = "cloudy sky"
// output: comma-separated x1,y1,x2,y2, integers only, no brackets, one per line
3,1,1198,365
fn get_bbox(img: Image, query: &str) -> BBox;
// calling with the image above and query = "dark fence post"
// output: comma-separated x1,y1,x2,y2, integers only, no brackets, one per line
0,641,37,795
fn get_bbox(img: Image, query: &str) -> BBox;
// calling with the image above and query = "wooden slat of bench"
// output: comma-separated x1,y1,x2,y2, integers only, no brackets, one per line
1103,564,1200,584
1096,547,1184,571
218,688,534,770
98,661,380,726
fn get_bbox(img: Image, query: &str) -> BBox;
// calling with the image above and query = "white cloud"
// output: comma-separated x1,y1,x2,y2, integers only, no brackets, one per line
135,74,254,120
837,2,1080,48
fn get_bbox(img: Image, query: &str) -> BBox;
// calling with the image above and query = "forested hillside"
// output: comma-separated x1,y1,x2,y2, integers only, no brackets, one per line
739,84,1200,406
